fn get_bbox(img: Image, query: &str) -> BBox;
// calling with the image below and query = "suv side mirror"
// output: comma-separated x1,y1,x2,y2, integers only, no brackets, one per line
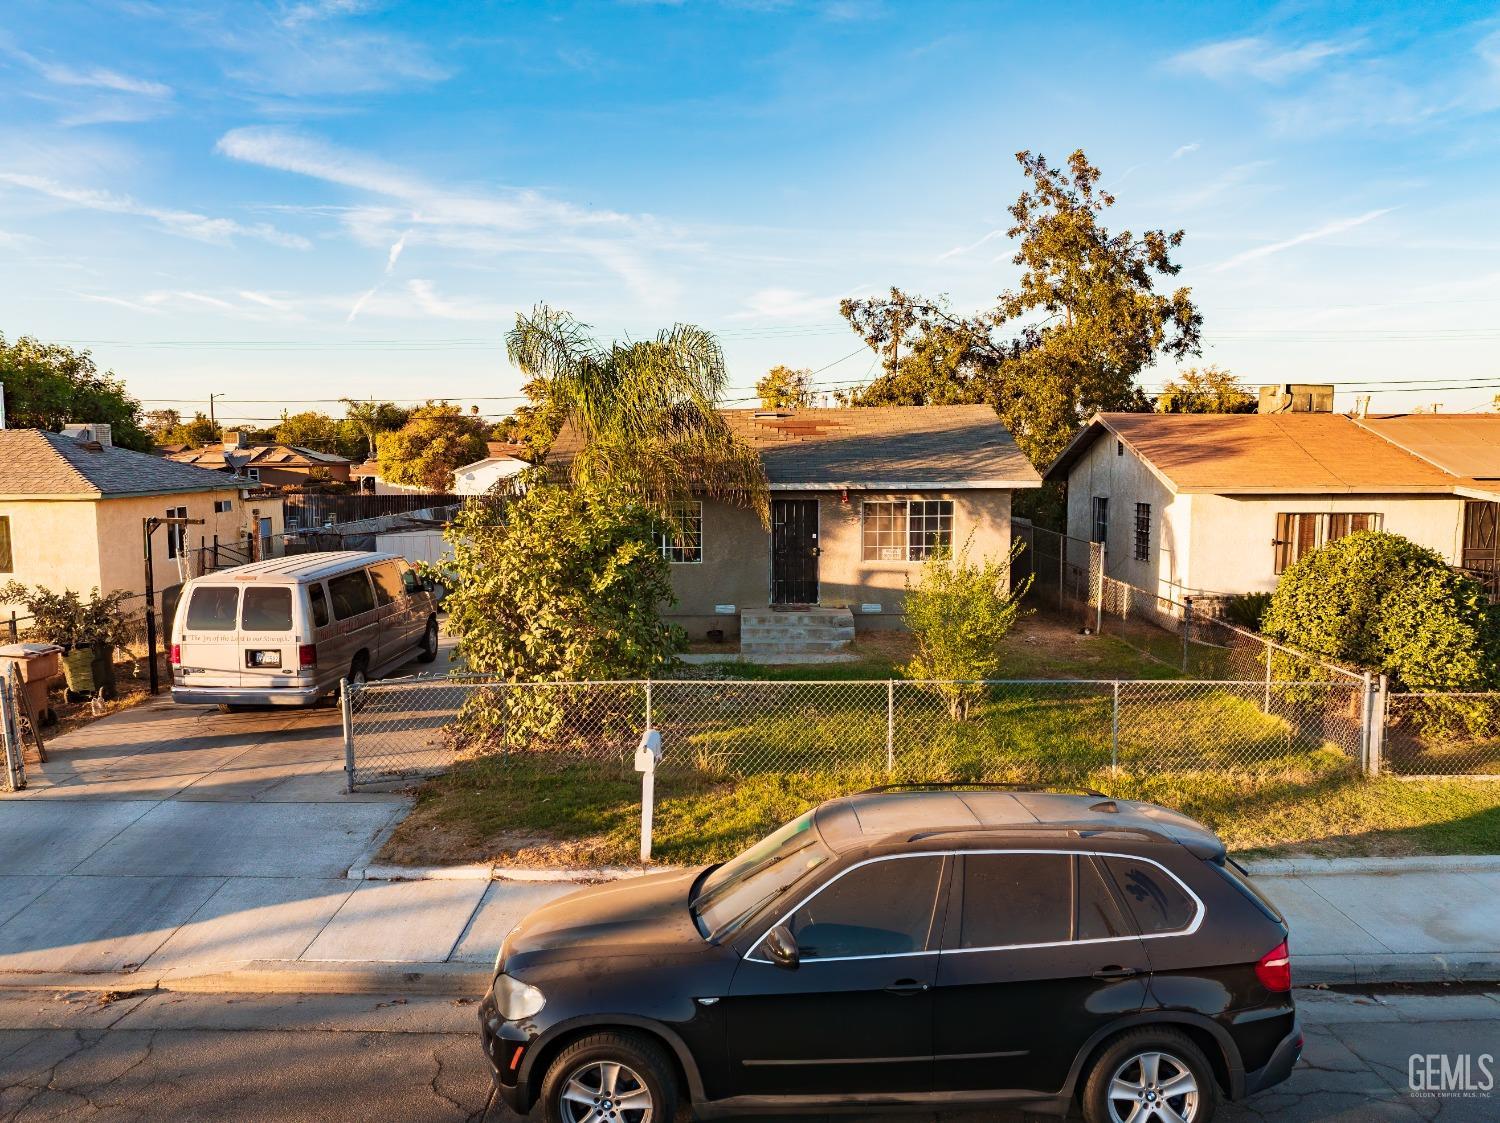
763,924,799,970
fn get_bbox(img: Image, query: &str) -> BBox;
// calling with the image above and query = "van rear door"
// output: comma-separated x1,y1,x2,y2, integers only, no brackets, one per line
175,583,244,686
239,584,301,692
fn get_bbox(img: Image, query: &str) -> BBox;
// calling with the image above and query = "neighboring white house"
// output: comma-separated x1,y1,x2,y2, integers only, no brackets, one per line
1045,412,1500,601
452,442,530,496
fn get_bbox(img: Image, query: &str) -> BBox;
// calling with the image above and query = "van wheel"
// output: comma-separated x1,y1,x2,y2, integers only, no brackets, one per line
218,703,251,714
416,618,439,663
539,1031,678,1123
348,656,369,688
1082,1028,1219,1123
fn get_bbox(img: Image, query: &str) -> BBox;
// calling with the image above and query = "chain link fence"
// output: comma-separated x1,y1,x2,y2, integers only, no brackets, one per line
342,673,1372,790
1381,692,1500,777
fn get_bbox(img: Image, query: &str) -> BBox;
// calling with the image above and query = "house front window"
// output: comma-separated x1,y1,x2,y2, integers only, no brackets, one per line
1091,497,1109,545
861,499,954,561
1133,503,1151,562
1274,512,1382,574
656,501,702,563
165,505,188,559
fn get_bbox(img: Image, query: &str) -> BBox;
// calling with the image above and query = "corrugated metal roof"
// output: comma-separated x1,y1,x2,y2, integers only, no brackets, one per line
0,429,246,499
550,405,1041,489
1046,413,1464,494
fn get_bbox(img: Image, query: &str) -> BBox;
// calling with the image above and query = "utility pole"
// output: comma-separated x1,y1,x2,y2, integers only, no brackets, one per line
208,393,220,432
143,515,204,696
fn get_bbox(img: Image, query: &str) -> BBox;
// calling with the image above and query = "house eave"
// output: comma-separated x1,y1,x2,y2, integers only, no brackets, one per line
767,479,1044,491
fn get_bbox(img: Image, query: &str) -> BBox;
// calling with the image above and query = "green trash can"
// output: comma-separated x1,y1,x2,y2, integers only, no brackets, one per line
62,648,96,699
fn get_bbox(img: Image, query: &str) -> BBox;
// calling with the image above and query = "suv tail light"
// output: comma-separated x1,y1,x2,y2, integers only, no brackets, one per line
298,644,317,668
1256,939,1292,992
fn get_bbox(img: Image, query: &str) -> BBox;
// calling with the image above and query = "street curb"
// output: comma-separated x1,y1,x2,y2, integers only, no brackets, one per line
1295,953,1500,986
1243,856,1500,876
348,863,686,882
0,961,489,998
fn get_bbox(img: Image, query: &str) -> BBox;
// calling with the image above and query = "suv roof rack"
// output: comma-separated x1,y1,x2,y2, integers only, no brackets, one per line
905,824,1174,845
857,782,1108,799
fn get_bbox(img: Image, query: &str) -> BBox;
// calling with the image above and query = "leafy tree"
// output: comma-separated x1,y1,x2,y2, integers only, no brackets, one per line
492,377,567,458
0,333,151,451
341,399,412,460
904,540,1030,719
506,305,768,522
272,411,362,459
1154,366,1255,413
442,479,683,745
755,365,815,409
0,582,138,653
151,411,220,448
840,149,1200,465
1262,531,1498,690
375,401,489,490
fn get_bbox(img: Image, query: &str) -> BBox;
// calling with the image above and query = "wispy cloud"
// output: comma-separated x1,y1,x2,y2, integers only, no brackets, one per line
384,231,408,273
1170,160,1272,210
0,172,309,249
937,228,1006,262
1212,208,1393,272
1171,142,1200,159
1168,36,1358,84
74,291,164,315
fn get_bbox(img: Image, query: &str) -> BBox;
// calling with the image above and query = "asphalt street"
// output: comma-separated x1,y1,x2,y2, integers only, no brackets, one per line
1,988,1496,1122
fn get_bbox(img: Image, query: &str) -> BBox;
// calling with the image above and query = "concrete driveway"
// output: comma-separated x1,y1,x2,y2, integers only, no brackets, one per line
0,643,455,978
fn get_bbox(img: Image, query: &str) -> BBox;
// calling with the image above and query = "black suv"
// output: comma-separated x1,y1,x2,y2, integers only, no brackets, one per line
479,785,1301,1122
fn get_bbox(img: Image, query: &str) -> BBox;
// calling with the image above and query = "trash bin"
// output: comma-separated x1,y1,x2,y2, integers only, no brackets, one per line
0,643,64,725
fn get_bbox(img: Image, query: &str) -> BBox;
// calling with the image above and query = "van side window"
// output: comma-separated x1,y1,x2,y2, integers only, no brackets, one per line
308,583,331,628
399,561,422,593
369,562,403,606
1101,857,1197,934
186,586,240,631
328,570,376,620
242,587,292,631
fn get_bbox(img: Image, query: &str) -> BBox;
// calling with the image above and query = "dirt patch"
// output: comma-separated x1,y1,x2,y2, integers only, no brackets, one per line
378,813,619,868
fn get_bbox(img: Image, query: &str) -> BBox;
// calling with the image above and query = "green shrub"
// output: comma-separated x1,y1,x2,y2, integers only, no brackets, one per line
903,539,1030,719
1262,531,1497,690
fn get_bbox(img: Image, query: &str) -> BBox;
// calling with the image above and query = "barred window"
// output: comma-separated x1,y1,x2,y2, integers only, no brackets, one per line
1133,503,1151,562
657,501,703,563
862,499,953,561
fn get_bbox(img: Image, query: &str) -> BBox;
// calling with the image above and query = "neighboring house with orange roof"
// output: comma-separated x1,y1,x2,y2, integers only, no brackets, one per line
549,405,1042,642
1045,412,1500,601
166,431,352,486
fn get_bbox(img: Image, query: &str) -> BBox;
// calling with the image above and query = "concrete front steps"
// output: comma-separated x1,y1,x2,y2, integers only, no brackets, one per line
740,607,856,655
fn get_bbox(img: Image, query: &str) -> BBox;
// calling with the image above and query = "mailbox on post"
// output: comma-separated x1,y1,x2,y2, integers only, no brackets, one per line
636,728,662,861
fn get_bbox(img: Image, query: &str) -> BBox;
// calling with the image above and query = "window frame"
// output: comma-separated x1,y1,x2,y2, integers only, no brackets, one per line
327,568,377,620
165,505,188,559
1273,511,1384,574
1091,497,1109,545
744,848,1202,964
0,515,12,573
1133,502,1151,562
655,501,703,564
860,498,955,562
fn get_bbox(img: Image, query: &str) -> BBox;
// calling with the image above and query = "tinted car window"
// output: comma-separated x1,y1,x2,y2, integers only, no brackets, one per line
308,583,331,629
1102,856,1196,934
370,562,403,606
241,587,292,631
186,586,240,631
960,853,1070,948
693,812,831,939
328,570,376,620
788,856,942,960
1078,856,1130,940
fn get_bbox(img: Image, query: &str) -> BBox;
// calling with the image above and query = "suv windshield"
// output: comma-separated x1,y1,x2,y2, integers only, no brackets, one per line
690,811,832,939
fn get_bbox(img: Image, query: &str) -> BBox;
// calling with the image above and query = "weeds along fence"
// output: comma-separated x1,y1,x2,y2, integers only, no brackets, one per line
341,674,1375,791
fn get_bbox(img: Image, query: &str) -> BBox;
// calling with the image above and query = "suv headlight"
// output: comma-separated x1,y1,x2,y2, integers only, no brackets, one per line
492,973,545,1020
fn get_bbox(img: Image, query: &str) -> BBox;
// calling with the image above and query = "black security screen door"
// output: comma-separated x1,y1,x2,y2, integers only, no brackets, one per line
771,499,819,605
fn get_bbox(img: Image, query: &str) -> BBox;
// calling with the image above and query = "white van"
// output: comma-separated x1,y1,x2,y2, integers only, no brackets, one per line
170,550,440,710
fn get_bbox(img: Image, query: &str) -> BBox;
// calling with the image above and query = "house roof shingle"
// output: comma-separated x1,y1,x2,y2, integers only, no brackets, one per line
167,443,351,471
0,430,249,499
549,405,1041,489
1045,412,1490,496
1351,414,1500,482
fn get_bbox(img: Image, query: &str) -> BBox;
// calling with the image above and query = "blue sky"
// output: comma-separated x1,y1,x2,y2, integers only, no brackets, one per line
3,0,1500,427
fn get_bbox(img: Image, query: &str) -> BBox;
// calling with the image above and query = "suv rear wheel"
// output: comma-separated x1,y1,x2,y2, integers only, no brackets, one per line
1082,1027,1220,1123
539,1031,678,1123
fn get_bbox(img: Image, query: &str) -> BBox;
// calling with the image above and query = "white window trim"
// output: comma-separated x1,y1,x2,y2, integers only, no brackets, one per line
860,498,955,563
743,848,1204,965
657,500,703,565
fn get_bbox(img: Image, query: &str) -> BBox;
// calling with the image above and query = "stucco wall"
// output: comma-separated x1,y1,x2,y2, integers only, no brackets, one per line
95,488,252,596
664,488,1014,638
0,498,104,599
1185,492,1464,594
1063,433,1188,594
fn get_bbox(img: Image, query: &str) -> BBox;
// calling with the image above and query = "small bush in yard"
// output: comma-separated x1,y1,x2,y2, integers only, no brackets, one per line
1262,531,1498,691
441,478,684,750
903,540,1030,720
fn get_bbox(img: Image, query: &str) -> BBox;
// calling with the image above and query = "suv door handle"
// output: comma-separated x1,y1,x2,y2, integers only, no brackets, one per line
1091,966,1140,981
884,979,930,995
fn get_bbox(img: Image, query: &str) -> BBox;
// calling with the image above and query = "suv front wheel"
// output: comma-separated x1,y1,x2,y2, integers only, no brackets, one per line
539,1030,679,1123
1082,1027,1220,1123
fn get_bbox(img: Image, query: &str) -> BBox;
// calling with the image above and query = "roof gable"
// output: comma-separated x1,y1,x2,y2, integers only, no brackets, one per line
0,430,246,499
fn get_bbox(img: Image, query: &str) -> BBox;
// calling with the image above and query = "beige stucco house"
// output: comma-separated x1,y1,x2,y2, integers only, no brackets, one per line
167,432,352,485
0,426,286,615
552,405,1042,641
1045,412,1500,602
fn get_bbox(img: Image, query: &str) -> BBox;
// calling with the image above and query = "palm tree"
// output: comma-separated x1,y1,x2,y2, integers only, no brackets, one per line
506,305,769,523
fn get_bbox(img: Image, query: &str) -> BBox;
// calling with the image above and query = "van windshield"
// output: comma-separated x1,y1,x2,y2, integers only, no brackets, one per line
242,587,293,631
185,587,240,631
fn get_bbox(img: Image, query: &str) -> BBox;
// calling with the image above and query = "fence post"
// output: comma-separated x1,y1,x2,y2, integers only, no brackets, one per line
1359,671,1375,776
1262,638,1272,714
6,611,14,642
1057,533,1065,610
1090,541,1104,634
644,677,653,730
886,679,895,774
340,677,356,793
0,674,22,792
1111,680,1121,773
1181,597,1193,674
1368,674,1388,777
